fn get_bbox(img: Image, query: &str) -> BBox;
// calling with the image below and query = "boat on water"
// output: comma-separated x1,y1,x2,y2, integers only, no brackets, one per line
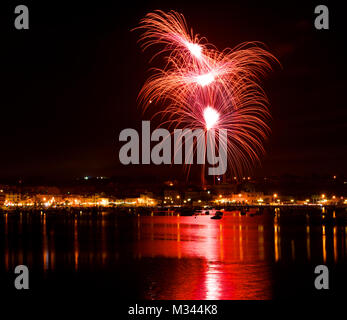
210,211,223,220
194,208,217,216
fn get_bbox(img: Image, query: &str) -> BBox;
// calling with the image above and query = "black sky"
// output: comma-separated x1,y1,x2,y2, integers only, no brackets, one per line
0,0,346,181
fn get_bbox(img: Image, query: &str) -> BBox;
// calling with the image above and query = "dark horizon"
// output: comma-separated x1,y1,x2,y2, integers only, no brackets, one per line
1,173,346,200
0,0,346,180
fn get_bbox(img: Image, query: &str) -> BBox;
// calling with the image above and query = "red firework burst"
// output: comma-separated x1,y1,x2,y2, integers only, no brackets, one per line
134,10,279,179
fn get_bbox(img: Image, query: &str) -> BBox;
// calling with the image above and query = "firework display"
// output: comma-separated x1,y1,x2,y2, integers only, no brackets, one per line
135,10,279,178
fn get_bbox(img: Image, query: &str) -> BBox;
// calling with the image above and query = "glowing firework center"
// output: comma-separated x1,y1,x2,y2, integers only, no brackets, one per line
185,41,202,59
203,106,219,130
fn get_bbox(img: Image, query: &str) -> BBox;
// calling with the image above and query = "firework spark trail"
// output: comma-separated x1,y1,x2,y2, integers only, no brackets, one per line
134,10,279,178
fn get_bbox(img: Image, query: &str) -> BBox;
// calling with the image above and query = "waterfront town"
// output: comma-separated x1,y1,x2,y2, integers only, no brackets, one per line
1,174,346,210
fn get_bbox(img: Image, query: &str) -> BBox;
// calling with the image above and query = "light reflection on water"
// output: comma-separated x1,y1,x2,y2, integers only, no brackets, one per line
1,208,347,299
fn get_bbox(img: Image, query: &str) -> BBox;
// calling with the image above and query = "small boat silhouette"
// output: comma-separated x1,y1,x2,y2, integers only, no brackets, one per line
210,211,223,219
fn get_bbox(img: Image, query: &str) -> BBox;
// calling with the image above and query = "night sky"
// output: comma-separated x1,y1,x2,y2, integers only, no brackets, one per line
0,0,346,181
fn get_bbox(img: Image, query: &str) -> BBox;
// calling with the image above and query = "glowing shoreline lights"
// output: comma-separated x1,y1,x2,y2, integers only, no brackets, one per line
135,10,279,178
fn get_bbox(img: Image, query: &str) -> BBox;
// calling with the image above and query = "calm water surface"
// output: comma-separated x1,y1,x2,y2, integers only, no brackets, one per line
1,208,347,299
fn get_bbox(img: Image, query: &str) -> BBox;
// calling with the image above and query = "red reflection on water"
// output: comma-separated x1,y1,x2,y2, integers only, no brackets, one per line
134,214,272,299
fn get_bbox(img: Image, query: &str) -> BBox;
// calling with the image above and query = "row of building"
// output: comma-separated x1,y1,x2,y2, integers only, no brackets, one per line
0,188,346,208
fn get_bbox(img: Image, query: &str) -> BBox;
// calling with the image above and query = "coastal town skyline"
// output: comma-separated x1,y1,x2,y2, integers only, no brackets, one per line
1,174,346,209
